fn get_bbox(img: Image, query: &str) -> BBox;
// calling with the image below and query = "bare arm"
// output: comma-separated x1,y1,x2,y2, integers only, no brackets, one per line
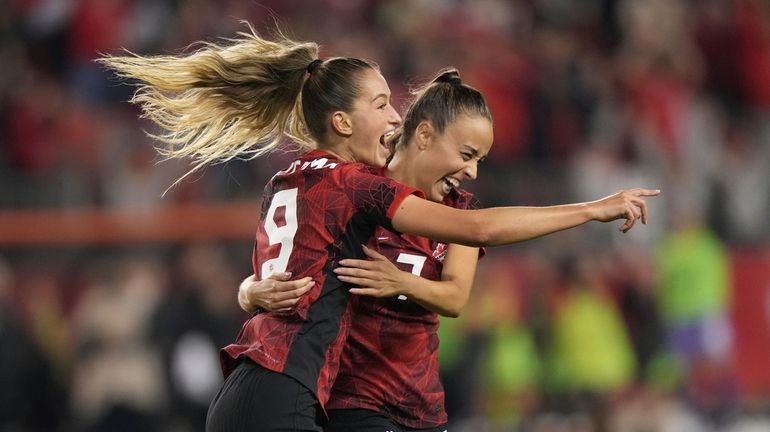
335,243,479,317
391,189,660,247
238,272,314,313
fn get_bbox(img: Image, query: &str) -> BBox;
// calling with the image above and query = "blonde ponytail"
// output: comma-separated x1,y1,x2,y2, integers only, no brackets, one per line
98,23,318,180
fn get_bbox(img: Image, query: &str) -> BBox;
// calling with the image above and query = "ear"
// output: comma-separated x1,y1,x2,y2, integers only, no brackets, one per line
331,111,353,137
415,121,434,151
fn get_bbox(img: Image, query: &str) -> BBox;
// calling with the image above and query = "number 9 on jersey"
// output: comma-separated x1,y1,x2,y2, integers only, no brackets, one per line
261,188,299,277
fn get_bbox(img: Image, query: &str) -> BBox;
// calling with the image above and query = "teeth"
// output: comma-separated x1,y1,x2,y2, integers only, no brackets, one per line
380,130,397,147
440,180,451,195
440,177,459,195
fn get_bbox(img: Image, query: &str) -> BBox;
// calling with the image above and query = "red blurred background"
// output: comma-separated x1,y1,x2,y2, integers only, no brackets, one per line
1,1,769,431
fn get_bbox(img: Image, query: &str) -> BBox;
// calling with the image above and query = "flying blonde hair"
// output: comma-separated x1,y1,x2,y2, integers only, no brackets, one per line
98,23,319,184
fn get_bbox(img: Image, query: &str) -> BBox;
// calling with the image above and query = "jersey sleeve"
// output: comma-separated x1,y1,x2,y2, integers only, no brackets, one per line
342,165,423,232
446,189,487,259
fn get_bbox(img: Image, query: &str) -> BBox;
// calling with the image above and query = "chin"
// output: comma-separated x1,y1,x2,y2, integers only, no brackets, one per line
377,149,391,166
428,190,444,203
357,152,385,168
371,152,388,168
371,156,387,168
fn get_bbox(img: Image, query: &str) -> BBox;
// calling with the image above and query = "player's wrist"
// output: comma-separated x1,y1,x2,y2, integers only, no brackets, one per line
581,201,600,222
398,272,421,299
238,287,261,314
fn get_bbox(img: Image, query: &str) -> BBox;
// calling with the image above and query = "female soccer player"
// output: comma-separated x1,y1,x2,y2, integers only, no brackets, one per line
100,24,658,431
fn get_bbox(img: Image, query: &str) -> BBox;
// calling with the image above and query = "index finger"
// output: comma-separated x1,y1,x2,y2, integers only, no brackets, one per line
632,188,661,197
361,244,388,260
275,277,313,292
274,280,314,301
266,272,293,281
338,258,374,270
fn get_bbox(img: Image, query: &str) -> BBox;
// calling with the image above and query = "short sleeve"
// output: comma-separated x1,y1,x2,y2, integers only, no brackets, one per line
444,189,486,259
342,165,423,231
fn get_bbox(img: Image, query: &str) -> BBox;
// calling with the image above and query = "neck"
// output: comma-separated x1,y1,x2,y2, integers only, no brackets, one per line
319,147,353,162
318,139,356,162
386,148,419,188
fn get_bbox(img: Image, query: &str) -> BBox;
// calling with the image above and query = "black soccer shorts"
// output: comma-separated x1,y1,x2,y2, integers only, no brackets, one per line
206,359,323,431
325,408,447,432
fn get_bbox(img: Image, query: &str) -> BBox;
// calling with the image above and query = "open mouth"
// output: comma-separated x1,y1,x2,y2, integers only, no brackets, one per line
379,129,396,149
440,176,460,195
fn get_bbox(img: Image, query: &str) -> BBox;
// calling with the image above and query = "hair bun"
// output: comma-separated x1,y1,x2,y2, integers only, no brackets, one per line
433,68,462,85
306,59,323,74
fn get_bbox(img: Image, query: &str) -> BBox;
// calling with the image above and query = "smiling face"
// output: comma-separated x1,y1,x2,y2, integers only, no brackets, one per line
414,114,494,202
343,68,402,167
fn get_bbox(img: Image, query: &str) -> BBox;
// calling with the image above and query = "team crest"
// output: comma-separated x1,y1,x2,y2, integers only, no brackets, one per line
432,243,447,262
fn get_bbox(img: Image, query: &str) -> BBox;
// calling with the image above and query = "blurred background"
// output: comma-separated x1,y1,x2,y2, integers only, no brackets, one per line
1,0,770,431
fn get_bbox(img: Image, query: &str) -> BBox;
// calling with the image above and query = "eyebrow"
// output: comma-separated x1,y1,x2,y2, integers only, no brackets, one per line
464,146,480,157
464,145,488,160
371,93,389,103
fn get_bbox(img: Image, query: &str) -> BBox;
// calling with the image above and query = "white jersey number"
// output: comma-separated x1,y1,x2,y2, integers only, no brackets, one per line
395,253,427,301
261,188,298,277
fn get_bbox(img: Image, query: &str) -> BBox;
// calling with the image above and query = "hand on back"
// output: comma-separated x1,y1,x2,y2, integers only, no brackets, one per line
238,273,314,313
334,245,410,298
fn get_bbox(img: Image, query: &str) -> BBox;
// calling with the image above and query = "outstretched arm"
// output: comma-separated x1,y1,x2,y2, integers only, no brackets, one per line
391,189,660,247
238,272,314,313
334,243,479,317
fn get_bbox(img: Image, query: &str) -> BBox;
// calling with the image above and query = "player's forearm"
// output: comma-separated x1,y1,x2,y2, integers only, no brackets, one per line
479,203,595,246
401,274,469,318
394,195,597,247
395,190,657,247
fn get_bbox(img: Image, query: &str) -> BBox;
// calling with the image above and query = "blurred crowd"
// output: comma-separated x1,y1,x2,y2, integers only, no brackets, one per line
2,0,770,431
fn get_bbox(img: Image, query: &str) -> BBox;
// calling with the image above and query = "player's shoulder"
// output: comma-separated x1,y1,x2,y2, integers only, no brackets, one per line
277,151,344,174
270,151,358,180
269,151,389,194
327,160,388,186
335,160,385,176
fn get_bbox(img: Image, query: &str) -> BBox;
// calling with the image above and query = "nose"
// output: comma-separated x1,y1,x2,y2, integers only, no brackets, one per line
388,105,402,125
463,162,478,180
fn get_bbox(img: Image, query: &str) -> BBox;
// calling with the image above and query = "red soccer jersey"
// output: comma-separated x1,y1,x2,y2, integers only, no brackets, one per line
221,151,421,406
326,189,483,428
